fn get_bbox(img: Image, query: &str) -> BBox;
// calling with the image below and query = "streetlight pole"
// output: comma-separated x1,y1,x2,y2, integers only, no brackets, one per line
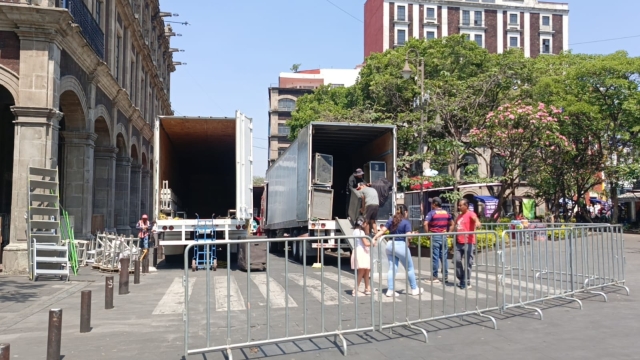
402,50,427,222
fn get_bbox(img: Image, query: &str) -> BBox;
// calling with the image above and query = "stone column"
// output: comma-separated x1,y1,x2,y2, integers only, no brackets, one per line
129,163,142,228
140,168,150,216
60,131,97,239
4,107,62,275
115,156,131,235
93,146,117,231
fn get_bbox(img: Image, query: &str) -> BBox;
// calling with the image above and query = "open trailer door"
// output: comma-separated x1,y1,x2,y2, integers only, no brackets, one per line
235,110,253,221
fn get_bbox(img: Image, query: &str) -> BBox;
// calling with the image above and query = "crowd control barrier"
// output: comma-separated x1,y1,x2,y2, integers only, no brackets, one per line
181,225,629,358
499,224,629,319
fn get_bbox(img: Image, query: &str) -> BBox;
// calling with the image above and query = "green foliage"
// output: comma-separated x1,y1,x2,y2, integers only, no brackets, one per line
409,232,496,251
286,39,640,222
253,176,265,186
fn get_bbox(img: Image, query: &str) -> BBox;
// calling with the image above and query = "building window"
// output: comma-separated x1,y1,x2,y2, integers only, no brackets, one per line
474,11,483,26
397,29,406,45
462,33,470,41
462,10,470,26
96,0,102,27
115,35,121,82
426,31,435,40
542,15,550,27
509,13,518,25
474,34,483,47
491,156,505,177
278,124,290,136
542,38,551,54
277,98,296,111
278,148,286,157
397,5,406,21
509,36,519,48
426,7,435,20
461,154,479,178
330,84,344,88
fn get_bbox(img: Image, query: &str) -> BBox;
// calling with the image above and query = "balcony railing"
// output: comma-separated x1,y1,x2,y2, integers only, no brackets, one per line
63,0,105,60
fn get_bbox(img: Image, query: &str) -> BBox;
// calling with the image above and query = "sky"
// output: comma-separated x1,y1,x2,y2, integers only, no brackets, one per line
161,0,640,177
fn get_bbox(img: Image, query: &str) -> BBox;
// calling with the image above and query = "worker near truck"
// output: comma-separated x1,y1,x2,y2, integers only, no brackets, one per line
136,214,151,260
357,183,379,236
345,168,365,216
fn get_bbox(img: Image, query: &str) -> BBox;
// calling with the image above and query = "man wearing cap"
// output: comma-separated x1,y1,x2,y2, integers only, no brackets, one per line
346,168,365,216
136,214,151,258
357,183,379,236
424,197,453,284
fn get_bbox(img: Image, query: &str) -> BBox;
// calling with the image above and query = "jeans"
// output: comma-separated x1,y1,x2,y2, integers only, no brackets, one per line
455,243,475,285
386,240,418,291
431,235,448,279
140,235,149,249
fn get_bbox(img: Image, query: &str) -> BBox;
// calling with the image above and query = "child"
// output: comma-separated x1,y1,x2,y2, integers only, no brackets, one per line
351,216,372,296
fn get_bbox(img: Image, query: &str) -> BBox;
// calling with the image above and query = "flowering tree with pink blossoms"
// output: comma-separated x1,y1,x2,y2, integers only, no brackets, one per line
468,101,573,218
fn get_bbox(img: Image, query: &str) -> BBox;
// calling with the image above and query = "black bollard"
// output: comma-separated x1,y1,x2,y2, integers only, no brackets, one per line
46,309,62,360
80,290,91,333
142,255,149,274
119,258,130,295
105,276,114,309
0,343,9,360
152,246,158,267
133,259,140,284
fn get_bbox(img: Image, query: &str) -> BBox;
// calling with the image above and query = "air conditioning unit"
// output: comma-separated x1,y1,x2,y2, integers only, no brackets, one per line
134,13,139,19
363,161,387,183
144,38,149,45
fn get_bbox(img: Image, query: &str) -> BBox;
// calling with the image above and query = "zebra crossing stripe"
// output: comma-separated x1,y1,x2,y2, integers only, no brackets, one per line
153,277,196,315
289,273,351,305
319,272,401,302
251,274,298,308
214,276,246,311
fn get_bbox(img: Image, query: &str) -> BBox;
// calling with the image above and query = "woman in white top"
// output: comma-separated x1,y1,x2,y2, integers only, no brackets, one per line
351,216,373,295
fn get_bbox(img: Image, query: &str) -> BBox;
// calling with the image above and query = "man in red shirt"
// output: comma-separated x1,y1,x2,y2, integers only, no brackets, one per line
454,199,481,289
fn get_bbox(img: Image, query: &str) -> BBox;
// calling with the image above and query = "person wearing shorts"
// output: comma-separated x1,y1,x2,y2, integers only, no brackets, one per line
358,183,379,236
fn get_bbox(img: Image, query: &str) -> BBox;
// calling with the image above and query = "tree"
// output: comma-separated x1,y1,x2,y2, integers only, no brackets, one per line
289,36,530,195
290,64,301,73
469,102,572,218
532,51,640,222
253,176,265,186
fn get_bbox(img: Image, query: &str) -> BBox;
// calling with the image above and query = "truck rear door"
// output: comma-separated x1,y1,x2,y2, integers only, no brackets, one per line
235,110,253,221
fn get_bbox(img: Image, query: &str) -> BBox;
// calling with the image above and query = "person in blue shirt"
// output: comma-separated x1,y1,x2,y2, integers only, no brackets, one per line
373,204,424,297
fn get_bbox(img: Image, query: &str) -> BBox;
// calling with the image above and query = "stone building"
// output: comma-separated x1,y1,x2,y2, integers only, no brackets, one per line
364,0,569,58
0,0,176,274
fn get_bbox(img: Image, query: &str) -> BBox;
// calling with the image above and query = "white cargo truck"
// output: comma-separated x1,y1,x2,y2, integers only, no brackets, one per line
153,111,253,261
261,122,397,262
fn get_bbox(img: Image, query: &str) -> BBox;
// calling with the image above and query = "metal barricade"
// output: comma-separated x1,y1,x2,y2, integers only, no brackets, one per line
182,235,375,359
499,224,629,319
374,231,502,340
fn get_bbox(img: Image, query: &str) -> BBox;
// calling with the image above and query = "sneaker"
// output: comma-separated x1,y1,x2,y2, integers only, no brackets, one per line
410,288,424,296
385,290,399,297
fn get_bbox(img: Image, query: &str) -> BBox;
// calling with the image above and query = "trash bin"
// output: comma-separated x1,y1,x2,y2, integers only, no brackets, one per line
238,241,267,271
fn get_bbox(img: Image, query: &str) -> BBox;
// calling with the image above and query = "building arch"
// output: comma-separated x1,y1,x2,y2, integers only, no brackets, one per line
115,123,129,155
0,65,19,103
93,104,113,141
60,76,88,127
130,136,140,162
